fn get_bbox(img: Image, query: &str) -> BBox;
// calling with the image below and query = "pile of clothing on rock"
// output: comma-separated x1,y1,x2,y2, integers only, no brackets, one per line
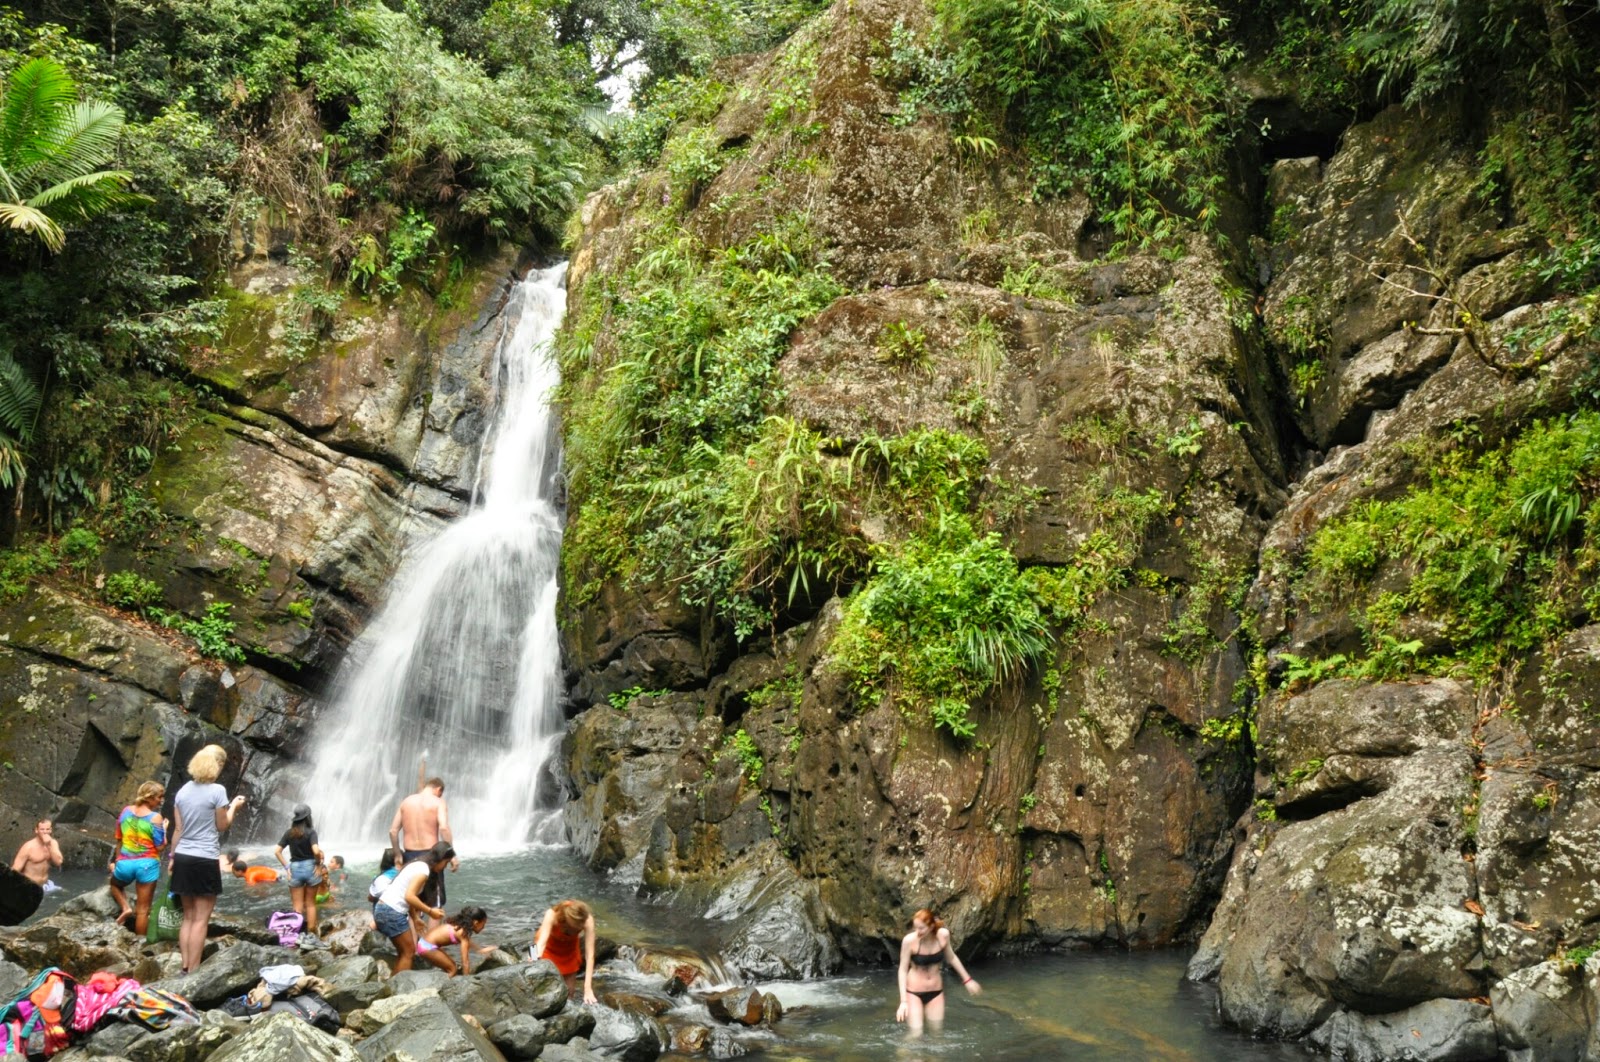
0,968,198,1055
220,963,339,1032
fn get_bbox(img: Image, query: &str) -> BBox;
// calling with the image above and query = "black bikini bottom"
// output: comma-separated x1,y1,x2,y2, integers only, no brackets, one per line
909,988,943,1005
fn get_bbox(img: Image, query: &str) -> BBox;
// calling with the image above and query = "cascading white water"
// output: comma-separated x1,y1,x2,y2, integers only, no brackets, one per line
311,263,568,851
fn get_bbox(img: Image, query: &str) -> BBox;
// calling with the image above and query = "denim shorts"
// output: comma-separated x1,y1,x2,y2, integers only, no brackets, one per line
373,903,411,939
111,857,161,886
288,859,318,887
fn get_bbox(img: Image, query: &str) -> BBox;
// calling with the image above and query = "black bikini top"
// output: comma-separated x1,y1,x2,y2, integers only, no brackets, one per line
910,946,943,967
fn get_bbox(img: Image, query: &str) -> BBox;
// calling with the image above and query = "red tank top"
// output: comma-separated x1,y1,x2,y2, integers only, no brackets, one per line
541,921,582,975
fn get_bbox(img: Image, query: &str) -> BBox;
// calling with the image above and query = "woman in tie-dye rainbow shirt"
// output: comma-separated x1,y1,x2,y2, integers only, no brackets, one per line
108,781,167,935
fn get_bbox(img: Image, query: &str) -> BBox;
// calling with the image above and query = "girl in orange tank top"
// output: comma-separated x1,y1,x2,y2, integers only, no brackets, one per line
533,899,597,1003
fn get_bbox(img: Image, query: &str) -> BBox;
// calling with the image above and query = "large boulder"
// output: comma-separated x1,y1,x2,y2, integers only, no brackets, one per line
587,1005,664,1062
151,941,298,1009
437,961,569,1024
208,1011,362,1061
354,994,509,1061
1308,998,1497,1062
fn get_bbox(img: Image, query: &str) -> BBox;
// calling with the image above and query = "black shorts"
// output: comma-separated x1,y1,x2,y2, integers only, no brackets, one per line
402,850,445,908
170,853,223,897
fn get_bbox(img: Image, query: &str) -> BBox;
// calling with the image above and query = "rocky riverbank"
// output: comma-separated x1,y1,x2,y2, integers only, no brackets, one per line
2,892,799,1061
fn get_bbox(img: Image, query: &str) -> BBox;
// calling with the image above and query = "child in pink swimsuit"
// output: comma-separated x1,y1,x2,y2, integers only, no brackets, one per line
415,905,488,976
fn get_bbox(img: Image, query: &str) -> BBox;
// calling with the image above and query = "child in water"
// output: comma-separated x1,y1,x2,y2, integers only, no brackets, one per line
416,905,489,976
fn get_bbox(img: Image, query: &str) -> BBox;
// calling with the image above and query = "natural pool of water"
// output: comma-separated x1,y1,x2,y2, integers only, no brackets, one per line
42,846,1309,1060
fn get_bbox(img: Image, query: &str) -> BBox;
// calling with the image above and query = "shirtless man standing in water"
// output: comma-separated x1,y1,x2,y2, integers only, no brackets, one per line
12,820,63,891
389,777,456,922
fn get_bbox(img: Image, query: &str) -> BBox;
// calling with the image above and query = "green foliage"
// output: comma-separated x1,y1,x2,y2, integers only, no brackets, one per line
0,57,138,252
724,727,764,783
0,351,40,487
0,541,56,599
1303,412,1600,679
57,524,99,569
926,0,1240,250
285,597,314,623
607,684,671,709
999,261,1074,302
150,601,245,663
558,217,846,633
833,514,1051,740
876,320,928,370
103,569,160,610
1277,652,1349,692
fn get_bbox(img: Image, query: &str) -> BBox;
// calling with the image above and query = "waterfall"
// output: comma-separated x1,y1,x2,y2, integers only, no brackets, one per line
310,263,568,851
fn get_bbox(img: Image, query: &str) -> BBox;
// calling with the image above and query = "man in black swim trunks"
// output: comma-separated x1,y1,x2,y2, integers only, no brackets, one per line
389,777,456,919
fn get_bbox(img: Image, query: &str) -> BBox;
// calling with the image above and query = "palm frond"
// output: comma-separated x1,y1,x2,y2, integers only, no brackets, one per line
0,200,65,252
30,101,125,187
0,58,74,171
27,168,139,220
0,434,26,491
0,353,41,441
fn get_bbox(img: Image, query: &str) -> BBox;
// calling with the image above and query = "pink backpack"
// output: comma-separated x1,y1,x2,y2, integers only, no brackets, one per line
267,910,305,947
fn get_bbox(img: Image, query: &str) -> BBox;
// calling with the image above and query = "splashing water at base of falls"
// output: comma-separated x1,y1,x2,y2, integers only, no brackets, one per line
311,263,568,852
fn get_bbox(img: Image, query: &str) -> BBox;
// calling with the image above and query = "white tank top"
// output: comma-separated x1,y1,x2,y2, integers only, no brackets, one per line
377,860,431,912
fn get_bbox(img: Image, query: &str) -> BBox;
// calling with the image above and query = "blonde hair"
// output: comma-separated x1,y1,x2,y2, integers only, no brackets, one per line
187,744,227,784
134,781,165,807
553,899,591,934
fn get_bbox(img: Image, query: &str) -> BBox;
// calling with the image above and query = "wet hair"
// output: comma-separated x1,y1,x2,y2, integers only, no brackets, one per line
449,906,488,933
187,744,227,784
912,909,945,932
35,819,51,830
226,849,240,863
331,855,345,869
425,777,445,794
553,899,591,934
135,781,165,807
378,848,397,873
427,841,456,866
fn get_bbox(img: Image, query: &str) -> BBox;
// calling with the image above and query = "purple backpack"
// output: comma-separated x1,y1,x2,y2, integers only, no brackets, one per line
267,911,305,947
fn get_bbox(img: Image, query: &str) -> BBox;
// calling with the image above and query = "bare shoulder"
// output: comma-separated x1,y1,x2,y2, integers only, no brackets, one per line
937,928,953,947
900,932,917,949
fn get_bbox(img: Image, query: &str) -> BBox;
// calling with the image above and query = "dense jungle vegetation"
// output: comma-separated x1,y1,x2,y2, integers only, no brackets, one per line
1,0,1598,730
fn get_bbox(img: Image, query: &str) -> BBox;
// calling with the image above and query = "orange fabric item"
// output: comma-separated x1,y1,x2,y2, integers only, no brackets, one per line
244,866,279,885
540,922,581,975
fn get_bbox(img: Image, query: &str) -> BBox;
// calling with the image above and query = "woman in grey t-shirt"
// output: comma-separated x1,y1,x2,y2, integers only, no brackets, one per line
166,744,245,973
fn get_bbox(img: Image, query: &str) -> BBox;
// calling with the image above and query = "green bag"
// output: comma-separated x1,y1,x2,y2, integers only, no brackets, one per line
146,888,181,943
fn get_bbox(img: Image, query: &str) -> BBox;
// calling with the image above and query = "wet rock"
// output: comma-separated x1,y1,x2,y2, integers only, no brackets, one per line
208,915,283,948
1194,738,1481,1037
540,1039,610,1062
1309,999,1497,1061
318,954,388,1014
760,992,783,1025
1,914,145,978
706,987,765,1026
354,994,508,1061
356,929,393,958
73,1021,149,1058
437,961,569,1024
671,1023,710,1053
320,909,376,955
708,847,840,980
151,941,298,1009
600,990,673,1016
1491,961,1592,1062
60,887,122,920
209,1011,361,1061
473,947,523,972
348,988,441,1035
125,1012,243,1062
387,968,450,995
588,1004,663,1062
541,1005,598,1045
0,960,29,1000
485,1014,547,1060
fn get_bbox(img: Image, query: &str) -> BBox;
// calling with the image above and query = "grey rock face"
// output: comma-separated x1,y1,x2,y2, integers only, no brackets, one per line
1308,998,1498,1062
151,941,297,1009
354,994,509,1061
436,961,570,1024
209,1011,361,1062
486,1014,548,1060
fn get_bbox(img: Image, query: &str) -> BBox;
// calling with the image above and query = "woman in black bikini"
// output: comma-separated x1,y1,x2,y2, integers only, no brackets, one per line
896,908,980,1034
